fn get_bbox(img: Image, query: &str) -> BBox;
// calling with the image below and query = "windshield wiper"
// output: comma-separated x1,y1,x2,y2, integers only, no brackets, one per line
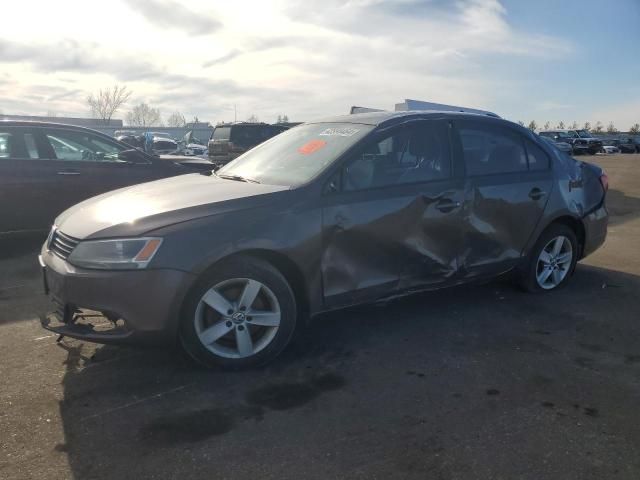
216,173,261,184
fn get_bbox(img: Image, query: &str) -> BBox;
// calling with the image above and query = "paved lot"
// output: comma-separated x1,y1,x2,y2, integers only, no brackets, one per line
1,154,639,480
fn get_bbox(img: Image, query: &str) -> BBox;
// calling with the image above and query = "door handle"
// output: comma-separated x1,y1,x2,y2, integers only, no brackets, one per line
57,170,81,176
529,188,546,200
435,199,462,213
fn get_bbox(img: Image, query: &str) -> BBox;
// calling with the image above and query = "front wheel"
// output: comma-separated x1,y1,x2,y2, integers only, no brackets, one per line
179,257,297,369
518,224,578,293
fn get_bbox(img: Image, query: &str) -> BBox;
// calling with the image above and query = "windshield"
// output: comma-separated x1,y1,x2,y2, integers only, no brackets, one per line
576,130,592,138
217,122,374,186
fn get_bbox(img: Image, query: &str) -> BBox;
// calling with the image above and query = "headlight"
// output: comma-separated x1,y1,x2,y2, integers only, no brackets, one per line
67,238,163,270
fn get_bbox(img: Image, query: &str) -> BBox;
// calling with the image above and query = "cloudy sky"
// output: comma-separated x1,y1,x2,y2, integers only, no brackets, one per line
1,0,639,127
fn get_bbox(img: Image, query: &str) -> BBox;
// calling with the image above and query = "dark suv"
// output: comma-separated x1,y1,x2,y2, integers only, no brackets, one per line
208,123,288,166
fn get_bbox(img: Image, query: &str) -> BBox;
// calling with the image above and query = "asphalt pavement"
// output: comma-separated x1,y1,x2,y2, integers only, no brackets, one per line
1,154,639,480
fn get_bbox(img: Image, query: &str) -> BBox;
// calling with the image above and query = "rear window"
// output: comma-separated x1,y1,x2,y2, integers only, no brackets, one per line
212,127,231,141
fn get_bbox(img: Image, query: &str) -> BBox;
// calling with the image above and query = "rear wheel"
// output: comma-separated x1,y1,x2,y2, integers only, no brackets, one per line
180,257,297,369
518,224,578,293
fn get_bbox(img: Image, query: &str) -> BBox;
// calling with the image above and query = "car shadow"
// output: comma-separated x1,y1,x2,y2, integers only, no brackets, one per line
54,263,640,479
605,188,640,226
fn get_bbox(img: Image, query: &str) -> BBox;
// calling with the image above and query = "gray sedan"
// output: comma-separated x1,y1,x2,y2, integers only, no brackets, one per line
39,111,609,368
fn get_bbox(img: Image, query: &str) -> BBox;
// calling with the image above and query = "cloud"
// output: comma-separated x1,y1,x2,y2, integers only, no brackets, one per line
123,0,221,36
0,0,599,124
203,49,243,68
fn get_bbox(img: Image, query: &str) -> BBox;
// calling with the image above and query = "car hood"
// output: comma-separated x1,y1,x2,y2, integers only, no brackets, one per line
55,174,289,240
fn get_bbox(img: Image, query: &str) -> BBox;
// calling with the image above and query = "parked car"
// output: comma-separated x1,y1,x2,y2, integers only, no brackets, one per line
539,135,573,155
208,122,288,166
152,136,178,154
539,129,602,155
615,136,638,153
0,121,207,237
39,111,608,368
600,139,621,154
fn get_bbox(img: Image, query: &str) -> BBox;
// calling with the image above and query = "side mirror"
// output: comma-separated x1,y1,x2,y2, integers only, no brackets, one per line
118,149,147,164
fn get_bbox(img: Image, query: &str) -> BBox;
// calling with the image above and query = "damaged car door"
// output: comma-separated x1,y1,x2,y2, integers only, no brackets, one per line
321,120,464,308
453,120,553,277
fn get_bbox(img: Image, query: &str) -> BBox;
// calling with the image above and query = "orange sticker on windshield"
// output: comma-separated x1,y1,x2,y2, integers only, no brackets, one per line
298,139,327,155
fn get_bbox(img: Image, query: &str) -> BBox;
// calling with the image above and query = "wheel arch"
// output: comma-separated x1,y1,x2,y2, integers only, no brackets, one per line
187,248,310,323
536,215,586,258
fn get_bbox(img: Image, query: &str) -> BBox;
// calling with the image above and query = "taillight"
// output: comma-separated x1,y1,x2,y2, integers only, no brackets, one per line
600,172,609,193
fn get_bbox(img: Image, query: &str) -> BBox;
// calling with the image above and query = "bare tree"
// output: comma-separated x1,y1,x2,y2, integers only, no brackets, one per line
517,120,525,127
46,110,58,118
247,114,259,123
593,121,604,133
126,103,162,127
630,123,640,134
543,121,551,130
556,121,565,129
87,85,131,125
569,121,579,129
606,122,617,134
166,111,186,127
527,120,537,132
583,121,591,131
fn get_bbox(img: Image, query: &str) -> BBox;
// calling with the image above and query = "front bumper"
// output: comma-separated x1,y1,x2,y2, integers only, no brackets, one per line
38,247,196,345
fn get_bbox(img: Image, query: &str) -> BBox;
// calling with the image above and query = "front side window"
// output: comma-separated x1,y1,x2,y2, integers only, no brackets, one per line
218,122,374,187
342,121,451,191
45,129,126,162
458,122,527,176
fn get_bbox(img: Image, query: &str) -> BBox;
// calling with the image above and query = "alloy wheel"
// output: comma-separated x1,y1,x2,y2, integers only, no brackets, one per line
194,278,281,358
536,235,573,290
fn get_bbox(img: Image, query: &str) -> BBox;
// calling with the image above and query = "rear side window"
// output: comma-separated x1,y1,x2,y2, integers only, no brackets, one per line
0,132,12,158
0,129,40,159
458,122,527,176
525,139,550,170
230,126,264,147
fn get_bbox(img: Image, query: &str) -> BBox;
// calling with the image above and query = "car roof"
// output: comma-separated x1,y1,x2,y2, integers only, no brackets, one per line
0,119,114,137
306,110,503,127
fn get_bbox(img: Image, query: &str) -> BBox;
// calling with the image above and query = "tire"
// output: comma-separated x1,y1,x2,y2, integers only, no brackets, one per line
179,256,297,369
518,224,579,293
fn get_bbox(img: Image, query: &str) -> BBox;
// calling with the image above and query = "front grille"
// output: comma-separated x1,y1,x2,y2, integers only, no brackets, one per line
49,230,80,260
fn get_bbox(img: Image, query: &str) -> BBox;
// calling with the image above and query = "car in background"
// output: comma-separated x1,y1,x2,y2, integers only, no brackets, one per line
39,111,608,368
600,139,621,154
208,122,288,167
615,136,639,153
539,129,602,155
539,135,573,155
0,121,204,237
152,136,179,154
